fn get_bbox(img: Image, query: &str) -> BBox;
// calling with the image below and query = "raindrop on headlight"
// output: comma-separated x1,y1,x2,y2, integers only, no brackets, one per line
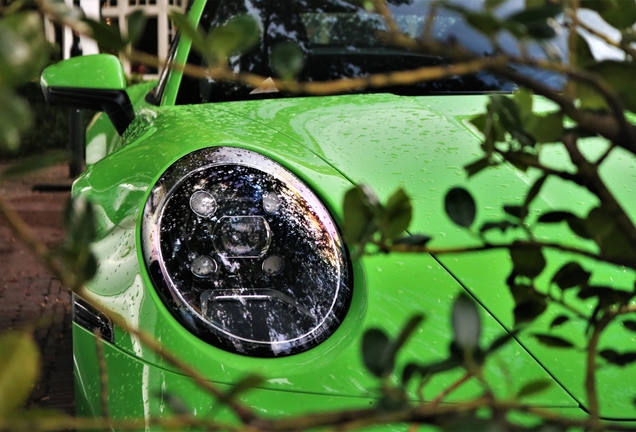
191,255,217,277
262,192,281,214
189,191,217,217
262,255,284,276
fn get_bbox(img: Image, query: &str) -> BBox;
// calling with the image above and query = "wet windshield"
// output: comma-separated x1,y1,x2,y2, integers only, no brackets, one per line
175,0,568,104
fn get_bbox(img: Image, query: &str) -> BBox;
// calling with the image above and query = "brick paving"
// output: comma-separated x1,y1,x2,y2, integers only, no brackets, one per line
0,163,74,416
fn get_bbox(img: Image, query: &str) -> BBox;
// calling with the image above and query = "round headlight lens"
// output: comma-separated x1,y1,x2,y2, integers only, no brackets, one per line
142,147,351,357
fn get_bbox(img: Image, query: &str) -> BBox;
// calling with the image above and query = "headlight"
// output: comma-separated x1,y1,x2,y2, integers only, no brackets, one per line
142,147,351,357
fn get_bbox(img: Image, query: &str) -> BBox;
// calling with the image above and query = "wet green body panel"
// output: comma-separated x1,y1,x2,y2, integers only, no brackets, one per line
211,93,636,418
75,98,581,416
40,54,127,90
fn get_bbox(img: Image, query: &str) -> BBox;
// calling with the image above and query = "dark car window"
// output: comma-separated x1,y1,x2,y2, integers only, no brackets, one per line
176,0,568,104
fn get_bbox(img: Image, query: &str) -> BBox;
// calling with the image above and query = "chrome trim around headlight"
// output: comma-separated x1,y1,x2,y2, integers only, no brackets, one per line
141,147,351,357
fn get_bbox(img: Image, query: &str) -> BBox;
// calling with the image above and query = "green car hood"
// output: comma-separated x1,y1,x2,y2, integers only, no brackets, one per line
219,93,636,420
77,93,635,419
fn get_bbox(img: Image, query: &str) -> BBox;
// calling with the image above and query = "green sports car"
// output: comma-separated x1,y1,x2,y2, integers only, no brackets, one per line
40,0,636,428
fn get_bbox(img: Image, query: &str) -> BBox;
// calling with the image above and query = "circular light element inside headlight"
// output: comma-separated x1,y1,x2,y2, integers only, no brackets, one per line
142,147,351,357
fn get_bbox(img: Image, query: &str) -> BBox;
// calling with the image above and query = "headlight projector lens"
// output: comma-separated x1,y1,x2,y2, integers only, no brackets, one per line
142,147,351,356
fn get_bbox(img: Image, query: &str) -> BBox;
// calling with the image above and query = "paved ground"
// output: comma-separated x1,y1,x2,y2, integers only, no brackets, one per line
0,163,75,416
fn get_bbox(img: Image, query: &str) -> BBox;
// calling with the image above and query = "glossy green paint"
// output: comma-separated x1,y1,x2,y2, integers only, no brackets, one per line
160,0,206,106
77,324,633,429
84,81,156,165
76,98,577,413
40,54,127,90
215,93,636,419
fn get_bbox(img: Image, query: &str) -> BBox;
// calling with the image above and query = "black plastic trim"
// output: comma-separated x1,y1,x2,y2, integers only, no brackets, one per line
72,294,114,343
42,86,134,135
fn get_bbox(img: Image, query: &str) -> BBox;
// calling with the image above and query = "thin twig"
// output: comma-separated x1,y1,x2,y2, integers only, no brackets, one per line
575,14,636,60
93,330,110,431
429,371,473,407
565,0,580,99
386,240,636,270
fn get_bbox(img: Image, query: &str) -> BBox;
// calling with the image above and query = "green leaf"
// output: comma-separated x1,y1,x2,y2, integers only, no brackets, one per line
490,95,536,147
550,315,570,329
343,185,380,245
485,0,507,10
63,197,97,246
513,88,534,123
586,206,636,260
271,41,304,80
580,0,615,14
364,315,424,379
526,111,563,143
508,3,562,25
169,12,207,56
577,285,633,308
507,3,562,39
382,188,413,240
566,216,592,239
598,1,636,29
517,379,552,399
510,242,546,279
465,12,503,36
84,18,127,51
469,113,487,132
573,34,595,68
464,157,492,178
599,349,636,367
513,296,547,326
127,10,147,45
452,293,481,351
161,392,189,415
576,61,636,112
393,234,432,247
0,12,49,87
0,331,40,416
503,205,525,219
208,14,261,61
362,328,391,378
0,151,68,180
525,0,544,8
401,358,461,384
551,262,591,290
486,329,520,354
537,210,575,223
532,333,575,348
523,174,547,209
622,320,636,333
0,88,31,152
445,187,476,228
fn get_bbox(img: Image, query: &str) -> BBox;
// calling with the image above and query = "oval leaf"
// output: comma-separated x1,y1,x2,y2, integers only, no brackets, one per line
532,333,575,348
551,262,591,290
452,293,481,351
271,41,304,80
510,242,546,279
208,14,261,60
517,379,552,399
362,328,391,378
445,187,476,228
537,210,574,223
0,331,40,416
550,315,570,329
622,320,636,333
382,188,413,240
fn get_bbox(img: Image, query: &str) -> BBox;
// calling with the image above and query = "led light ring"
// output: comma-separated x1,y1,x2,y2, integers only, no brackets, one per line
142,147,351,357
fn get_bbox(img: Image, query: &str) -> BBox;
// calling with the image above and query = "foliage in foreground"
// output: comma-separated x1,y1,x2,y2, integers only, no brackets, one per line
1,0,636,430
